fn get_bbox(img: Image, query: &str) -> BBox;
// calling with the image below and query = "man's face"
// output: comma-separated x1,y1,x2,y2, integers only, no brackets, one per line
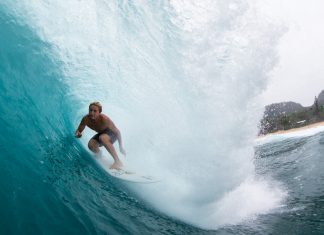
89,105,100,120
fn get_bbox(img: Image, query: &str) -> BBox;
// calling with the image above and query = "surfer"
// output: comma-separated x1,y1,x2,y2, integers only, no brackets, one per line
75,102,126,169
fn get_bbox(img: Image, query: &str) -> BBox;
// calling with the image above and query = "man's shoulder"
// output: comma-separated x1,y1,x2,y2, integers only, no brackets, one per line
100,114,110,121
81,115,90,123
99,113,108,119
100,114,114,124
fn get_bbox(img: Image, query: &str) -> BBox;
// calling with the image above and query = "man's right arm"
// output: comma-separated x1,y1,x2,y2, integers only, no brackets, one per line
75,116,87,138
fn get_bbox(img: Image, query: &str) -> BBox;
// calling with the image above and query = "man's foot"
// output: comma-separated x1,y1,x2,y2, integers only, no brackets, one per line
110,161,123,170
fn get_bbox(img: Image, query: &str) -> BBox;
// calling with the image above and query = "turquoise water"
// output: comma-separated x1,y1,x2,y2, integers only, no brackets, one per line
1,1,324,234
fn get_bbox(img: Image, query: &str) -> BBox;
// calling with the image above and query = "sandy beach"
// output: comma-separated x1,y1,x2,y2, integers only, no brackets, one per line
259,121,324,137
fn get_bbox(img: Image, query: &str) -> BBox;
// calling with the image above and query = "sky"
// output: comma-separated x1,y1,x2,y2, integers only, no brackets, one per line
259,0,324,107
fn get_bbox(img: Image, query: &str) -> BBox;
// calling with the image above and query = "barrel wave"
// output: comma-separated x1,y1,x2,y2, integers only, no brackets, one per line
0,1,310,234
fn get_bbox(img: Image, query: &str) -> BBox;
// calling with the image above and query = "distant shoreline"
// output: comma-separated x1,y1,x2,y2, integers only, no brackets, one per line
258,121,324,137
259,90,324,135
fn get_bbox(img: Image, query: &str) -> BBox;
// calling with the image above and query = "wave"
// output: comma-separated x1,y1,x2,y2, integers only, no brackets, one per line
0,0,287,230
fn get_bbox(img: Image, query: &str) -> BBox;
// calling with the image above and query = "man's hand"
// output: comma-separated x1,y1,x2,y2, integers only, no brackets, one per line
119,146,126,155
75,130,82,138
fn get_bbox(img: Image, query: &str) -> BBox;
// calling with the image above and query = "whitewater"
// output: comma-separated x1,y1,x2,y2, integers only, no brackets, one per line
1,0,324,234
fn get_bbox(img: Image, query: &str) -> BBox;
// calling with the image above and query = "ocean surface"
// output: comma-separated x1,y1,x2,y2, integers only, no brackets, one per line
1,1,324,234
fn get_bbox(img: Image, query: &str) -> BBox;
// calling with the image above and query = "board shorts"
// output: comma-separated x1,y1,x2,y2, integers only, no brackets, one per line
91,129,117,145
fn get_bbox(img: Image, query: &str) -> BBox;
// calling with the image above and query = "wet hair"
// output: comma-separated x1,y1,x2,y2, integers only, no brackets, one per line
89,102,102,113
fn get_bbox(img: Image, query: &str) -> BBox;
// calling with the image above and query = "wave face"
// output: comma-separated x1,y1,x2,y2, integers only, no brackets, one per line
0,0,286,232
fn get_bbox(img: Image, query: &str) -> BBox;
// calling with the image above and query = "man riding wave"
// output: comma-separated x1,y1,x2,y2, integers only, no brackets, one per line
75,102,126,169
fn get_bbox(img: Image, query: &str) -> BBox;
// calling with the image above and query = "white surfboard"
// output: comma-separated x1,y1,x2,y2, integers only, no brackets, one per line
94,154,159,184
106,168,159,184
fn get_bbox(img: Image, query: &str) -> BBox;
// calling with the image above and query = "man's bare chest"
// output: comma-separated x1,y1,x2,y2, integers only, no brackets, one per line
86,119,106,132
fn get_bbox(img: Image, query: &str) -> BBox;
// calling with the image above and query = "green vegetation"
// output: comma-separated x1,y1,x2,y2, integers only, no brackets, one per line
259,96,324,135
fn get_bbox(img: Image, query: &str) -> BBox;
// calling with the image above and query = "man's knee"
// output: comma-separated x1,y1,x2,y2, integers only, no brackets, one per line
88,140,99,152
99,134,111,144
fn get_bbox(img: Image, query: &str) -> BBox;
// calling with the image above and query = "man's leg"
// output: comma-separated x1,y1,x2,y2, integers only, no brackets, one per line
88,139,100,153
98,134,123,169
